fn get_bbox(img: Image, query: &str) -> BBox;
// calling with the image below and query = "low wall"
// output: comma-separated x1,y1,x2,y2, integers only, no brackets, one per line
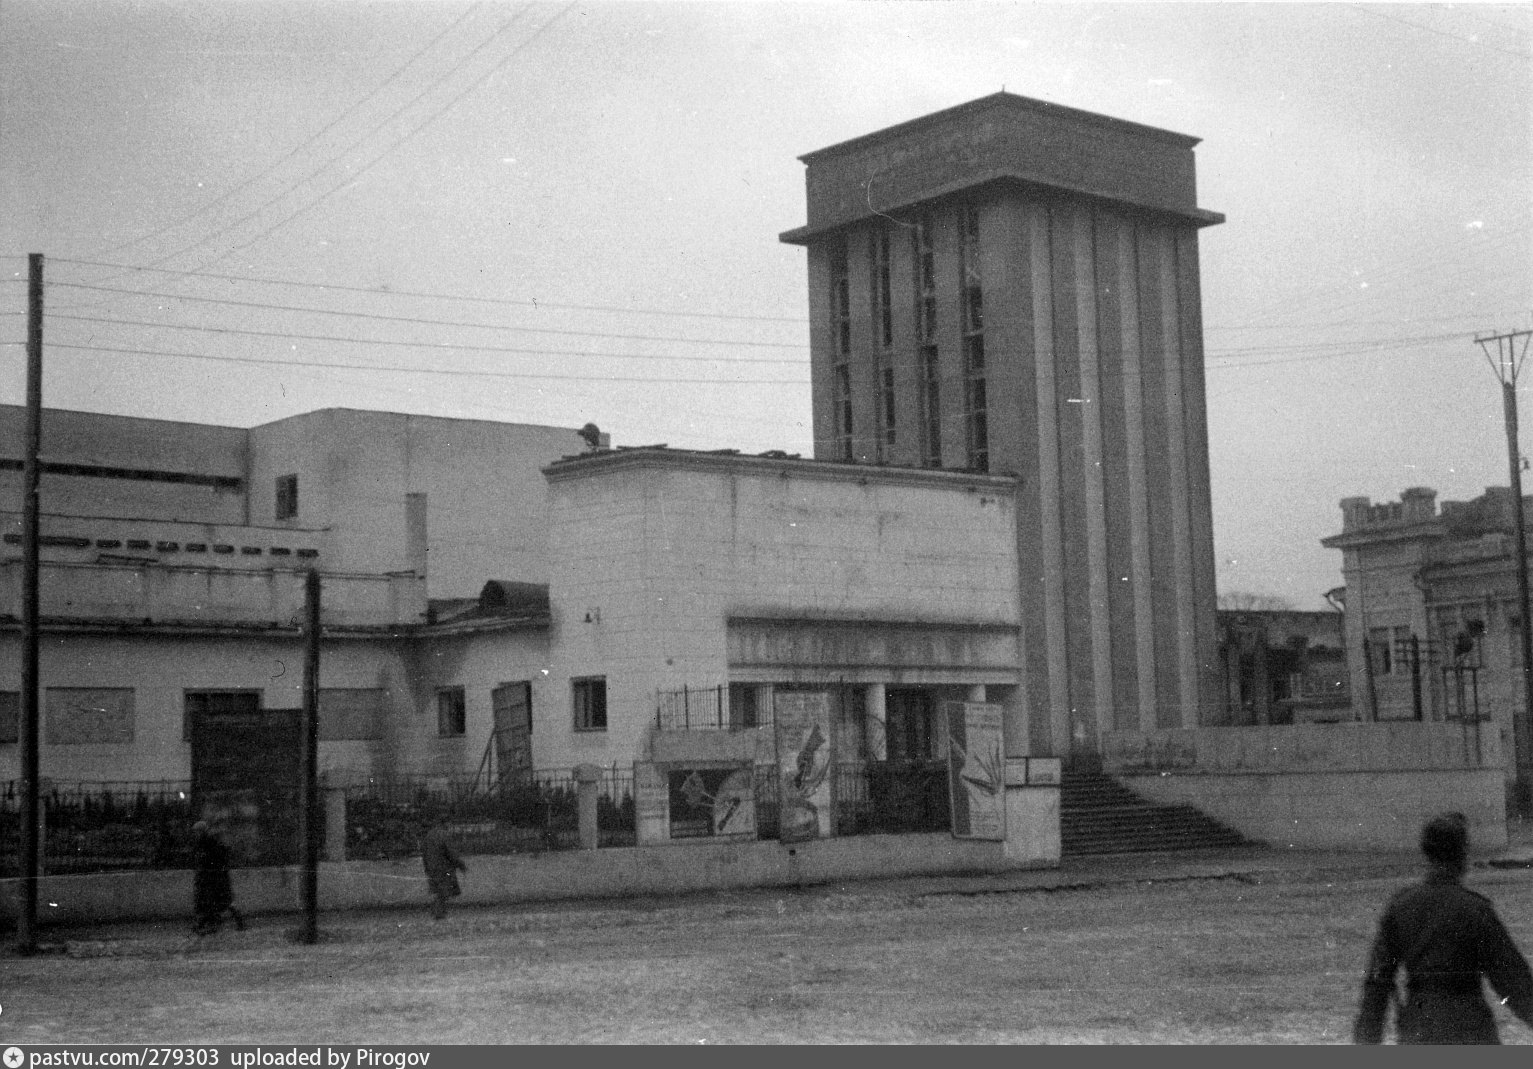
1104,724,1505,852
0,805,1059,929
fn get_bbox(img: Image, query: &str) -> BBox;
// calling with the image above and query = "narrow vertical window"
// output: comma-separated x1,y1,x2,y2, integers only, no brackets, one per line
914,215,941,468
871,226,895,459
573,677,608,732
275,474,298,521
436,687,466,737
959,206,988,473
830,240,854,462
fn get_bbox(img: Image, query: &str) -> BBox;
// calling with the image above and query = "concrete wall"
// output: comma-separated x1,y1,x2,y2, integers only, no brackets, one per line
541,452,1019,769
0,560,418,628
1125,768,1506,852
249,411,586,599
0,827,1055,929
1103,724,1506,851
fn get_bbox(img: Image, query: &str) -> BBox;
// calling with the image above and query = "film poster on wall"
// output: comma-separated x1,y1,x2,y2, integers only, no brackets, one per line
667,764,757,841
774,690,834,844
944,701,1006,841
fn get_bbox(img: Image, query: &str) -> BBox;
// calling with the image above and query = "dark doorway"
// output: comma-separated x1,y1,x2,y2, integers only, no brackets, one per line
886,689,937,762
187,691,300,866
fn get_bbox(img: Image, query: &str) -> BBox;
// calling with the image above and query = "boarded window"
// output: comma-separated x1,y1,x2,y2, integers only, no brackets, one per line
46,688,134,745
319,688,385,741
0,691,17,744
184,690,262,741
437,687,466,737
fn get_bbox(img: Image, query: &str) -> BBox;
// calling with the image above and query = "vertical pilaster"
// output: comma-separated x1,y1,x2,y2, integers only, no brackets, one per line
1116,223,1158,732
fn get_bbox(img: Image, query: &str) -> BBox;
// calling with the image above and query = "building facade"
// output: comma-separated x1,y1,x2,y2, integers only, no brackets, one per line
781,92,1226,757
1323,486,1531,790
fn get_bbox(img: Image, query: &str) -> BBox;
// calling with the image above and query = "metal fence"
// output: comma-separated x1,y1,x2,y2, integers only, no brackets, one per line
0,761,949,874
0,780,196,877
343,767,636,860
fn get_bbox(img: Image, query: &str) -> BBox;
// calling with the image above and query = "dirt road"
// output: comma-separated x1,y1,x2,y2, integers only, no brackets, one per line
6,863,1533,1044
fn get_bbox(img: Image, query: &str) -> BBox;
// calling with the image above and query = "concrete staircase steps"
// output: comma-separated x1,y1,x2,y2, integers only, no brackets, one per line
1060,770,1254,856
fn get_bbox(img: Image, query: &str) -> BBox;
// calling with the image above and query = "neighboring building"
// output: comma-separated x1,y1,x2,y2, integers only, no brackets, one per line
1217,609,1349,726
1322,486,1528,784
780,91,1227,761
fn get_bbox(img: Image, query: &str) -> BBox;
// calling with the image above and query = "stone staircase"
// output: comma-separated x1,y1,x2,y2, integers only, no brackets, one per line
1060,769,1253,856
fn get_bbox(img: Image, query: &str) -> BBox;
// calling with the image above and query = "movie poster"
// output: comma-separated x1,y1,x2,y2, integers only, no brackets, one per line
774,691,833,843
667,764,757,841
944,702,1005,841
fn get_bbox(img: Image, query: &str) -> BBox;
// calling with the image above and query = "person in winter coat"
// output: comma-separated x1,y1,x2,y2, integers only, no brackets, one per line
1354,812,1533,1043
192,821,245,935
422,822,467,920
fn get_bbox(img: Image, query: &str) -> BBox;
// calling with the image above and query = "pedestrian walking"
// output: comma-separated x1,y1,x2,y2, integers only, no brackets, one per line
422,821,467,920
1354,812,1533,1043
191,820,245,935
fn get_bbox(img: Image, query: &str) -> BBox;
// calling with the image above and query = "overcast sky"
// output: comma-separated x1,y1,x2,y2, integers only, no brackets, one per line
1,1,1529,611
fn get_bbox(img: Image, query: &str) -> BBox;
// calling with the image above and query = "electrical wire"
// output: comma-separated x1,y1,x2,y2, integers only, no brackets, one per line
43,342,809,387
48,259,807,324
46,298,806,350
47,313,808,364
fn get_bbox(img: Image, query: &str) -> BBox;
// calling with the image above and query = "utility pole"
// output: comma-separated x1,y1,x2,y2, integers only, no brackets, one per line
296,569,321,944
1478,329,1533,814
16,253,43,955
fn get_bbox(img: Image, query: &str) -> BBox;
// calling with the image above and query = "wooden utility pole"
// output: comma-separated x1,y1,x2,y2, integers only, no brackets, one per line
1478,329,1533,813
16,253,43,955
296,568,321,943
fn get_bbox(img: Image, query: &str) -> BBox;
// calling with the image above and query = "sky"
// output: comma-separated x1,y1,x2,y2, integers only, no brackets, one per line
1,1,1529,611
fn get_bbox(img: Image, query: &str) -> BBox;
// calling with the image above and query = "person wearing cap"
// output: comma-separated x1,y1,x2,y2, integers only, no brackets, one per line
1354,812,1533,1043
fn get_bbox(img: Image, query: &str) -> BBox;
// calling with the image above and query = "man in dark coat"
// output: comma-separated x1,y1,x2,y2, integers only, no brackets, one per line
1354,812,1533,1043
422,822,467,920
191,821,245,935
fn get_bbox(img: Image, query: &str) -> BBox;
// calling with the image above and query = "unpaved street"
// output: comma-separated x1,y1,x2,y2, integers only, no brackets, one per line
7,863,1533,1044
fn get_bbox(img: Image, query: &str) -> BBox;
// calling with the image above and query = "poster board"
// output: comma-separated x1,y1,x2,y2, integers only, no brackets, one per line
668,763,757,841
943,701,1005,841
774,691,834,843
634,761,670,846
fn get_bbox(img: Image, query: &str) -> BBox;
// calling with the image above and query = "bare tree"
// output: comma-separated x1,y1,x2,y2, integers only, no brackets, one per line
1217,591,1295,612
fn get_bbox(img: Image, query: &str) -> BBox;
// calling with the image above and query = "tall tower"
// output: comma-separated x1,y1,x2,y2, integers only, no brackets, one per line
781,92,1225,761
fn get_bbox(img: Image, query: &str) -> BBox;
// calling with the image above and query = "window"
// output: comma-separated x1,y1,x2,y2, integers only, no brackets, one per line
46,688,134,744
959,206,988,473
184,690,261,741
729,683,760,729
871,226,895,460
573,677,608,732
0,691,17,744
914,215,941,468
319,688,385,741
1367,626,1412,676
830,240,854,461
275,474,298,521
437,687,466,737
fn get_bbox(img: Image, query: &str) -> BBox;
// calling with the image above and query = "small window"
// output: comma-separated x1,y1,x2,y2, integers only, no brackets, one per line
275,474,299,521
436,687,466,737
573,677,607,732
0,691,18,744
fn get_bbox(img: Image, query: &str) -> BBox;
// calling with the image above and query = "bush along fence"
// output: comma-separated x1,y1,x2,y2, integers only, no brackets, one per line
1,760,952,876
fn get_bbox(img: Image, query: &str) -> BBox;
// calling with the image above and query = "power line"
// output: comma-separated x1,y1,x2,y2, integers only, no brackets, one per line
48,313,808,364
49,259,808,324
44,342,808,387
192,6,575,276
46,293,806,349
54,4,549,307
1347,3,1533,58
86,4,488,263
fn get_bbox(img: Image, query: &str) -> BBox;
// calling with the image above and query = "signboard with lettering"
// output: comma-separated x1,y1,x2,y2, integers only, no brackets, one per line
774,691,834,844
634,762,670,846
944,702,1005,841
